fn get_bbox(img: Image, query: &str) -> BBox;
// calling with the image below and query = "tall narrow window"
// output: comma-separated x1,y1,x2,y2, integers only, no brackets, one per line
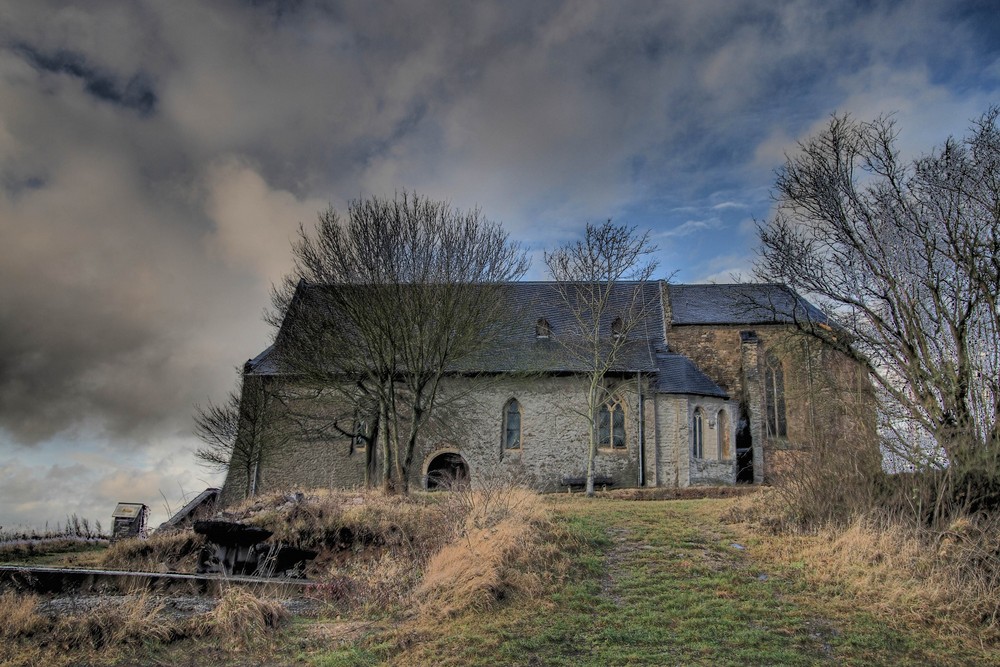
536,318,551,338
612,404,625,448
611,316,624,339
692,408,704,458
504,399,521,449
354,419,367,452
717,409,730,460
598,400,626,448
764,353,787,438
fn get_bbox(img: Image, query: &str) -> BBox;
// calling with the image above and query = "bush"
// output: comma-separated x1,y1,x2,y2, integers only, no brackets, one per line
192,586,288,651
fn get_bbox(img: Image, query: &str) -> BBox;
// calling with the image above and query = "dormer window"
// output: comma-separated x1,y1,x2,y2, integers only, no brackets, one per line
536,318,551,339
611,316,624,339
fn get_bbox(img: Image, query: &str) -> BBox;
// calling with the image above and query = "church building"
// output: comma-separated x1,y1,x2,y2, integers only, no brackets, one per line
221,281,865,501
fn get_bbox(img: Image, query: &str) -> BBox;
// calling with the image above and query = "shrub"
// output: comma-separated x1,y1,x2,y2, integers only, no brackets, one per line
193,586,288,651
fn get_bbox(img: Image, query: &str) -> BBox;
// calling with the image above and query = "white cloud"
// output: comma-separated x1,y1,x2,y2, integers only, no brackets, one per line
204,159,325,285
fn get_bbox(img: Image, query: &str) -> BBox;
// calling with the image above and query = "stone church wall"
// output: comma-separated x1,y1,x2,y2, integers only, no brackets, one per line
223,374,653,500
408,375,647,492
667,324,871,484
686,395,738,486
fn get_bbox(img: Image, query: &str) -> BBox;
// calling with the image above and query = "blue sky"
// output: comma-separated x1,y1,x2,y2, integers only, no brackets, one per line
1,0,998,529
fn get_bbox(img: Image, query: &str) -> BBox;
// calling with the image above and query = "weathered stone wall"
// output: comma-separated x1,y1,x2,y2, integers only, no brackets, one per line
666,324,872,483
411,375,648,492
653,394,685,487
686,395,738,486
666,326,749,397
223,374,655,500
218,336,870,503
219,384,368,504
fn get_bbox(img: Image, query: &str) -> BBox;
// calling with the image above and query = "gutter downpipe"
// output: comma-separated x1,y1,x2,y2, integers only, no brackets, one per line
637,371,645,487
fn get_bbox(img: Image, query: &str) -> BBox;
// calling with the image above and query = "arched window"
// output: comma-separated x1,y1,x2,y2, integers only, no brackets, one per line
503,399,521,450
611,316,624,339
598,399,626,448
354,419,367,452
536,318,551,338
764,353,787,438
717,409,730,460
692,408,704,459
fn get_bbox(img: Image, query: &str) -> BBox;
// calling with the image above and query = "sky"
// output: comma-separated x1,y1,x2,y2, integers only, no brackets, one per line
1,0,998,531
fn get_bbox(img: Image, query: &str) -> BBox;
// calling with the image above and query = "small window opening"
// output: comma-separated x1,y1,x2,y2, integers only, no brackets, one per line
536,318,551,338
692,408,704,459
611,316,624,339
503,399,521,450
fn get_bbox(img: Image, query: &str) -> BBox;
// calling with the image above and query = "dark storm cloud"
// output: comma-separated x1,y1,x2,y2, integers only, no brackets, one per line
0,0,998,526
13,44,157,115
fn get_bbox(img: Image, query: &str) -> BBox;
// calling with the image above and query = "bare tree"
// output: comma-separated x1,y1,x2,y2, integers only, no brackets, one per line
544,220,659,496
194,368,291,499
271,192,529,493
755,107,1000,513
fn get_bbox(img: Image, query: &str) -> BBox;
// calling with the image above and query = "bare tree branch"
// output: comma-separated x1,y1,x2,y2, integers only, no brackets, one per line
544,220,660,496
755,107,1000,508
270,192,529,493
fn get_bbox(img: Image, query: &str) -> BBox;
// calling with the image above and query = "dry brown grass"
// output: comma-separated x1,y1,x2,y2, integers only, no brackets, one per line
192,585,288,651
415,488,564,619
0,538,106,563
55,592,173,649
730,489,1000,643
100,530,206,572
235,488,454,559
0,591,45,638
0,586,290,666
806,515,1000,635
0,590,175,667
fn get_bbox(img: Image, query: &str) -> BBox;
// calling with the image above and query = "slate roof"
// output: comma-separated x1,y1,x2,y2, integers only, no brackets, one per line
451,281,664,373
245,280,825,399
246,345,278,375
667,283,827,326
157,488,220,531
654,350,727,398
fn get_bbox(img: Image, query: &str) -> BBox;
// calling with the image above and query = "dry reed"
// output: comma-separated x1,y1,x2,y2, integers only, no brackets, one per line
415,488,560,618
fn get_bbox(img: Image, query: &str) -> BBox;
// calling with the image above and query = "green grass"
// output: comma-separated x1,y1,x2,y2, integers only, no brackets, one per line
6,496,997,666
350,497,998,666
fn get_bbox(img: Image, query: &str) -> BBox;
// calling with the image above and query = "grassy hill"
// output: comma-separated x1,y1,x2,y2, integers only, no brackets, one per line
321,496,995,666
2,492,997,666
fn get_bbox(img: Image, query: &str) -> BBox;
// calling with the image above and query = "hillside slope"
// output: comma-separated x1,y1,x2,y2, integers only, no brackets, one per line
355,497,998,666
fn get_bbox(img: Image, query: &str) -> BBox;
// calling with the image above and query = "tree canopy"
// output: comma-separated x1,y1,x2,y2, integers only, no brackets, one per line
271,192,529,492
755,107,1000,497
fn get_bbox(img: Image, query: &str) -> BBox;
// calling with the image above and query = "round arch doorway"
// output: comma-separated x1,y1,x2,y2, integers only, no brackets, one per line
424,452,470,490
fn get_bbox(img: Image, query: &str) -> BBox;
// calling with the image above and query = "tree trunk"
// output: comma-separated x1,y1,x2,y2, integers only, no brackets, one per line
380,398,392,493
586,383,599,497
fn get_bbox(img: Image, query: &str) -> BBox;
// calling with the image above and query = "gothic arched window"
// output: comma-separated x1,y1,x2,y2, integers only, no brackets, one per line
503,398,521,450
764,353,787,438
598,399,626,449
